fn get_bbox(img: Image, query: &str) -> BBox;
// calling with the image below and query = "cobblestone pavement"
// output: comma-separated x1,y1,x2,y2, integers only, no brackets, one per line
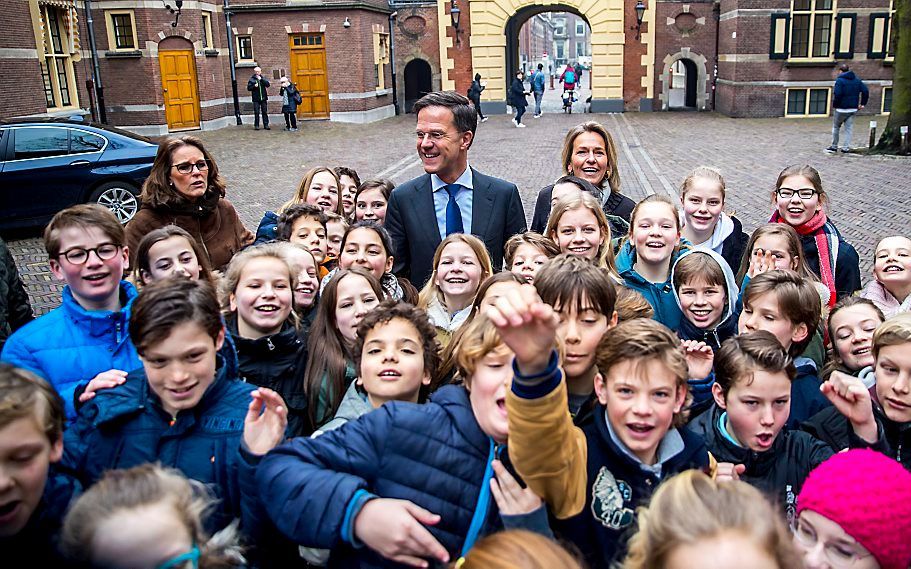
6,87,910,315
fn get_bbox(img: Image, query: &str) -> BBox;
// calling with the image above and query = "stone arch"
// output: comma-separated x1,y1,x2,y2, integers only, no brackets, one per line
404,58,433,112
468,0,627,113
659,49,708,111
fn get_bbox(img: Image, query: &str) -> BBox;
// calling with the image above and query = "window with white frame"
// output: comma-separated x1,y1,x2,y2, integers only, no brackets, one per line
575,41,585,57
789,0,835,59
236,34,253,61
785,87,830,116
575,21,584,35
105,10,137,50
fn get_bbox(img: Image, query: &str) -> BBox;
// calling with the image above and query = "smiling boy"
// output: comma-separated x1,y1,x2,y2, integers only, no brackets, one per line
1,205,141,422
278,204,330,278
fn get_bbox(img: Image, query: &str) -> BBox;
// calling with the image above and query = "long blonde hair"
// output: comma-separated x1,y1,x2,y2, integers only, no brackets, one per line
545,192,619,278
418,234,493,311
623,470,801,569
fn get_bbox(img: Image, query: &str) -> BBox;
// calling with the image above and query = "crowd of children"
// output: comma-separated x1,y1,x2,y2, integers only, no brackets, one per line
2,111,911,569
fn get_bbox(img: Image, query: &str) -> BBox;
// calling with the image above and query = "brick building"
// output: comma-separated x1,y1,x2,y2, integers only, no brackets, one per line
0,0,896,132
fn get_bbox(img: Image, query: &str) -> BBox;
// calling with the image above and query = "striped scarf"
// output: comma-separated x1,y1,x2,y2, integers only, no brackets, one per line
771,210,838,308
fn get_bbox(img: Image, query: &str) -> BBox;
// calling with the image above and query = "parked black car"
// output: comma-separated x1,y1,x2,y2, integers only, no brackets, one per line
0,118,157,229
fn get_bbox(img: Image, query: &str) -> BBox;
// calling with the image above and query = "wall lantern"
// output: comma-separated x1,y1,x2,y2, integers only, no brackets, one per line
635,1,646,40
450,0,462,45
163,0,183,28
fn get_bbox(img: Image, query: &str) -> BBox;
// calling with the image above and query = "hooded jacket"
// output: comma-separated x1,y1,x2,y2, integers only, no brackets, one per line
227,316,311,438
860,279,911,318
1,281,141,422
615,240,686,330
671,248,740,351
684,212,748,274
256,384,550,568
833,71,869,110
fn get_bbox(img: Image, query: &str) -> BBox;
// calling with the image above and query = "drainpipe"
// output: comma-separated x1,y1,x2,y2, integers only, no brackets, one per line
83,0,107,123
223,0,242,125
712,1,720,110
389,11,399,115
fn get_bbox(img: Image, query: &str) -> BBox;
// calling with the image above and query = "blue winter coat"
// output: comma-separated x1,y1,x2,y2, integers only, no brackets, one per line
0,281,141,422
61,359,259,533
832,71,869,110
616,241,685,330
256,384,549,568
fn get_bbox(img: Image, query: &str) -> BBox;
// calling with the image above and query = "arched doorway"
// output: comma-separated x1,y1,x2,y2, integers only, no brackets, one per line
661,51,708,111
157,36,200,131
404,59,432,113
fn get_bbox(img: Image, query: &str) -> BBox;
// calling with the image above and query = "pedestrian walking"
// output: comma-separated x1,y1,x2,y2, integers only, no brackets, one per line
574,61,584,89
532,63,546,118
246,66,271,131
827,63,868,153
467,73,488,122
509,70,530,128
279,76,301,132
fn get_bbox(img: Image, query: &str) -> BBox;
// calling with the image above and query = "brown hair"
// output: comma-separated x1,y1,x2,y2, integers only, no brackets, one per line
824,296,885,378
129,279,223,356
623,470,801,569
773,164,829,211
680,166,726,201
673,251,726,290
503,232,560,269
872,312,911,360
282,167,343,214
417,234,493,311
134,225,215,287
277,203,328,241
333,166,361,189
355,179,394,202
742,270,821,357
714,332,797,398
305,268,384,425
455,530,584,569
736,224,819,285
545,192,619,277
615,287,655,321
140,136,226,209
0,364,65,443
629,193,682,235
353,299,443,398
596,319,689,426
455,314,508,387
535,253,617,317
61,464,243,568
412,91,478,148
43,204,126,259
560,121,621,193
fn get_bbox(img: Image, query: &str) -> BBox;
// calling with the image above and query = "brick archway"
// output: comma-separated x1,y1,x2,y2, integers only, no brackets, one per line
467,0,631,112
659,49,708,111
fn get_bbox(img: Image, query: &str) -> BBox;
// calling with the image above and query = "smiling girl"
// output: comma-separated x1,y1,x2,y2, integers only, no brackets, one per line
861,235,911,317
770,164,861,305
354,179,393,225
254,167,344,245
418,234,493,345
616,194,687,329
822,297,884,384
133,225,216,287
679,167,748,273
546,192,621,279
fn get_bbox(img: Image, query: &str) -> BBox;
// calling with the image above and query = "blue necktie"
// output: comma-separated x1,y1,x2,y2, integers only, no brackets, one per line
445,184,464,236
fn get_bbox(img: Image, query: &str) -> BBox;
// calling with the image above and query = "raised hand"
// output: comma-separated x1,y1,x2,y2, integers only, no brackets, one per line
79,369,128,403
821,371,878,443
714,462,746,483
747,248,777,279
681,340,714,380
242,387,288,456
353,498,449,568
486,284,559,377
490,460,543,516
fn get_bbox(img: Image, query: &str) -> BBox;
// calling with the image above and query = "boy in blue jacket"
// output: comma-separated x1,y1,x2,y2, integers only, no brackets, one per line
255,313,552,568
1,204,141,422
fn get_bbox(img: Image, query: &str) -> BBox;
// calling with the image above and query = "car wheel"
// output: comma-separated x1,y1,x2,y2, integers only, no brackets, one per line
89,182,140,224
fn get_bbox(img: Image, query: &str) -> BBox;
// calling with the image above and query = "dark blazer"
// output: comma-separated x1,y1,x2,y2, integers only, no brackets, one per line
385,168,527,287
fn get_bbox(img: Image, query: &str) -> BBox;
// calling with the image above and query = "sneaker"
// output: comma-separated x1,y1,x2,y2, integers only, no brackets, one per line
264,126,271,130
824,146,837,153
480,117,489,123
511,117,517,125
840,147,850,153
516,122,526,128
533,114,541,118
291,127,299,132
254,127,260,131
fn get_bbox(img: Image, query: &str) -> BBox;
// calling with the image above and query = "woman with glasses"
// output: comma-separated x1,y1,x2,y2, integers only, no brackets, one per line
793,449,911,569
125,136,254,271
770,164,861,306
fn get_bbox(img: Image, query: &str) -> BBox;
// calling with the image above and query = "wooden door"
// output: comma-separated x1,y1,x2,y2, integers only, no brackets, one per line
289,34,329,118
159,49,201,130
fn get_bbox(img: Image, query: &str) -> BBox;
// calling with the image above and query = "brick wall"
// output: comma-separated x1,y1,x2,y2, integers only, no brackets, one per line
447,1,473,95
622,0,648,110
653,1,718,111
392,5,442,112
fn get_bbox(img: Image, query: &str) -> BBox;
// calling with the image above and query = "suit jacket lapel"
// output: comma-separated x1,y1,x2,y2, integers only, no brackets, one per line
470,168,495,240
417,174,442,251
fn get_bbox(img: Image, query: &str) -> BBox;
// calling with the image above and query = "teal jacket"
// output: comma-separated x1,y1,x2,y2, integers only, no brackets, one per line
616,240,686,330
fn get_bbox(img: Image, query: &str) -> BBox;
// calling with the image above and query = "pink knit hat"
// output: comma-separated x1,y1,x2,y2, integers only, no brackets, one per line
797,449,911,569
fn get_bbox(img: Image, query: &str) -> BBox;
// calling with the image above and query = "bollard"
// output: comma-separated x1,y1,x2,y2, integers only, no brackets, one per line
869,121,877,149
902,126,910,153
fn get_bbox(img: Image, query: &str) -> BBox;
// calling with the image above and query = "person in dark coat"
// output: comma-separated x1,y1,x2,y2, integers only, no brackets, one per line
0,236,33,353
827,63,868,152
509,70,529,127
279,76,301,131
530,122,635,233
467,73,487,122
247,66,271,130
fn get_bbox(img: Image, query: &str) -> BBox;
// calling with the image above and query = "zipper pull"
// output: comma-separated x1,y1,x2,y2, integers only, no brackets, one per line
266,337,275,351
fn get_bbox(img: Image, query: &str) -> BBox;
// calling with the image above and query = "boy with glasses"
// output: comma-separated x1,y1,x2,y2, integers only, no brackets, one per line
1,204,141,422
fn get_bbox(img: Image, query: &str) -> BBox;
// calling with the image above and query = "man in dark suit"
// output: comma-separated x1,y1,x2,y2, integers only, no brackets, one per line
385,91,527,287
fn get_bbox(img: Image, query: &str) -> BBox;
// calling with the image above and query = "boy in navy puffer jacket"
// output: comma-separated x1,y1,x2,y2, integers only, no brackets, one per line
255,314,552,568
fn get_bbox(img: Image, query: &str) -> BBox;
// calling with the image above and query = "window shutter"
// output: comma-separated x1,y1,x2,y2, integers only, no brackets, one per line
770,13,790,59
833,13,855,58
868,13,890,59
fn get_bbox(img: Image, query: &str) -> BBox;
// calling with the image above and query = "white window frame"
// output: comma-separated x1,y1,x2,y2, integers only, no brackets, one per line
236,34,254,61
575,21,584,35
